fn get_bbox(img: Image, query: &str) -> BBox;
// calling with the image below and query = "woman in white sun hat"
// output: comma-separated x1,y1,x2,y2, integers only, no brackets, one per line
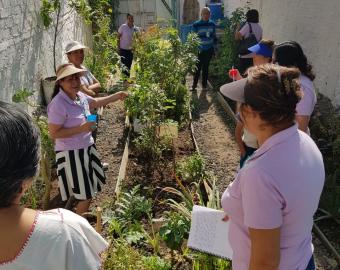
65,40,101,97
48,63,128,215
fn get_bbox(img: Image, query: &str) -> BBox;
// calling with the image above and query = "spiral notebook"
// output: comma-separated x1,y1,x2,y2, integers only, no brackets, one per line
187,205,233,259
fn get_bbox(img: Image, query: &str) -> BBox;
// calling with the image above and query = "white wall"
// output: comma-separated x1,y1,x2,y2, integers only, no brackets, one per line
238,0,340,106
223,0,241,18
0,0,92,103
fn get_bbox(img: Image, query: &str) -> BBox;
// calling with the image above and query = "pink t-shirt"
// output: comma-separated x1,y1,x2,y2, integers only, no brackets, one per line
221,124,324,270
296,75,316,116
118,23,138,50
48,90,94,151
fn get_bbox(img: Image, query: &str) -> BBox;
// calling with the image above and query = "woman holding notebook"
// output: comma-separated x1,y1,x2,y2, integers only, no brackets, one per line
220,64,324,270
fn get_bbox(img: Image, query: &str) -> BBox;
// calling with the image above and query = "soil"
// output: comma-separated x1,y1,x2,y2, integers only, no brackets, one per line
190,88,239,191
91,101,127,208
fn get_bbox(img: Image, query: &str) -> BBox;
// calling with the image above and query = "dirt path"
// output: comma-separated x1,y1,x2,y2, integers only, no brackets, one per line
91,101,127,209
188,77,239,191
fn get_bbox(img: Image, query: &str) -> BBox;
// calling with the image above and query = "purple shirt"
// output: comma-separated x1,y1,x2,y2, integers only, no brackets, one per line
48,90,94,151
221,124,324,270
118,23,138,50
296,75,316,116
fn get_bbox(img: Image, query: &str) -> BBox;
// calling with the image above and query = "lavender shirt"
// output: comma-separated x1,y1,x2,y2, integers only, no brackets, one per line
239,23,263,58
221,124,324,270
296,75,316,116
47,90,94,151
118,23,138,50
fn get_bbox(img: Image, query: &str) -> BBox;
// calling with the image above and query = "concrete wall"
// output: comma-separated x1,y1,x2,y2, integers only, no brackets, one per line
237,0,340,106
0,0,92,103
223,0,241,18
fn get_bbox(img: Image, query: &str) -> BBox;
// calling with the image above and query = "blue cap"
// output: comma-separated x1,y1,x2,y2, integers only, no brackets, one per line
248,43,273,58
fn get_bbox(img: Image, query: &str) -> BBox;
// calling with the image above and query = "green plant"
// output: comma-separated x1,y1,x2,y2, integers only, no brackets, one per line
12,89,55,209
177,153,208,183
209,7,247,87
132,26,199,123
159,211,190,250
40,0,61,28
84,15,120,86
192,252,231,270
142,255,171,270
104,240,146,270
115,185,153,226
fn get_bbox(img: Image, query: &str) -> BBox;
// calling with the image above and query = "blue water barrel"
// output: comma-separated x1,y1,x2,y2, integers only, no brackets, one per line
209,3,223,22
180,24,193,43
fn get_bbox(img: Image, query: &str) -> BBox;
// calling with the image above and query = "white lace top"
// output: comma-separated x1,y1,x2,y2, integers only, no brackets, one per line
0,209,108,270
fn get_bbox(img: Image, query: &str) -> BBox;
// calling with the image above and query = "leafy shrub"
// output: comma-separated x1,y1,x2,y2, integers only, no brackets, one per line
192,252,231,270
115,185,152,226
104,240,146,270
159,211,190,250
142,255,171,270
176,153,208,183
209,7,247,87
131,26,199,124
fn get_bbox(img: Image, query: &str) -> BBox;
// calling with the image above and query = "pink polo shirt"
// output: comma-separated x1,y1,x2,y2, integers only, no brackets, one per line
47,90,94,151
221,124,324,270
118,23,138,50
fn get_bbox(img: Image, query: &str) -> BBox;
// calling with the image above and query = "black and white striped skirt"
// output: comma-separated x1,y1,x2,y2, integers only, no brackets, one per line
56,144,106,201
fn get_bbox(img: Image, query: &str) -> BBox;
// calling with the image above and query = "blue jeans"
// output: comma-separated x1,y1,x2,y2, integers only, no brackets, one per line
306,256,315,270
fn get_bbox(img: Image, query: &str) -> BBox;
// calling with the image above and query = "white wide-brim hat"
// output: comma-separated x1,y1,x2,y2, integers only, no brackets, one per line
220,78,247,103
65,41,88,54
56,64,85,81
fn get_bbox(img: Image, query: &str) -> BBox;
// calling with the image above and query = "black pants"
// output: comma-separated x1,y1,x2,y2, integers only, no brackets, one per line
193,48,214,89
119,49,133,78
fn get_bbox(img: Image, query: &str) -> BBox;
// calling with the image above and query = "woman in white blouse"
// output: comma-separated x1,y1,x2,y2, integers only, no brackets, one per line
0,101,108,270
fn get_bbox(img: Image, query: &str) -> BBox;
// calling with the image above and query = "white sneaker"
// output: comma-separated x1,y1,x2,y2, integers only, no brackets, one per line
101,162,109,171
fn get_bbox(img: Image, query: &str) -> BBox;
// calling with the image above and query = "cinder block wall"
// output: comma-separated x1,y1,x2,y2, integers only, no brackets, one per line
0,0,92,102
238,0,340,106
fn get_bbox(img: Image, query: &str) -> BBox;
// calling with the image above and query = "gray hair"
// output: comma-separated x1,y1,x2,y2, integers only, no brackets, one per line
201,7,211,14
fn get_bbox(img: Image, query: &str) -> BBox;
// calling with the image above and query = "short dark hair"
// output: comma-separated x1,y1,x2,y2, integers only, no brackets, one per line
246,9,259,23
0,102,40,208
243,64,302,127
127,13,133,19
273,41,315,81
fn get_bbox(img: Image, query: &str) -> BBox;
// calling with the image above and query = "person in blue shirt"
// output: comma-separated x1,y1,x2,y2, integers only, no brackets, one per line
192,7,217,91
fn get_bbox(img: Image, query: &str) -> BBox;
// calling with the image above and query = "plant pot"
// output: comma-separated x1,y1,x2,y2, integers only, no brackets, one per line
158,122,178,138
42,76,57,105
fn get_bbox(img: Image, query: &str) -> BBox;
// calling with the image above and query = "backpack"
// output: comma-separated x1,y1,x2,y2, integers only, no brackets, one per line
239,23,258,55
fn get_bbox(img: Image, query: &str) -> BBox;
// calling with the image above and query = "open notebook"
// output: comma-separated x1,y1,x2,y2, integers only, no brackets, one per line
187,205,233,259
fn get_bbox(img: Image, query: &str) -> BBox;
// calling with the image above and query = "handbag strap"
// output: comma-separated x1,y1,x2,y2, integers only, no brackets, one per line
248,22,253,34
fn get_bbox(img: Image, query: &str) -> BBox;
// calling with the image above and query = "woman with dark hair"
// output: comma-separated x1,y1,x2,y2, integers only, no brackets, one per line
0,101,108,269
235,9,263,74
48,63,128,215
273,41,316,133
229,39,275,168
220,64,324,270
